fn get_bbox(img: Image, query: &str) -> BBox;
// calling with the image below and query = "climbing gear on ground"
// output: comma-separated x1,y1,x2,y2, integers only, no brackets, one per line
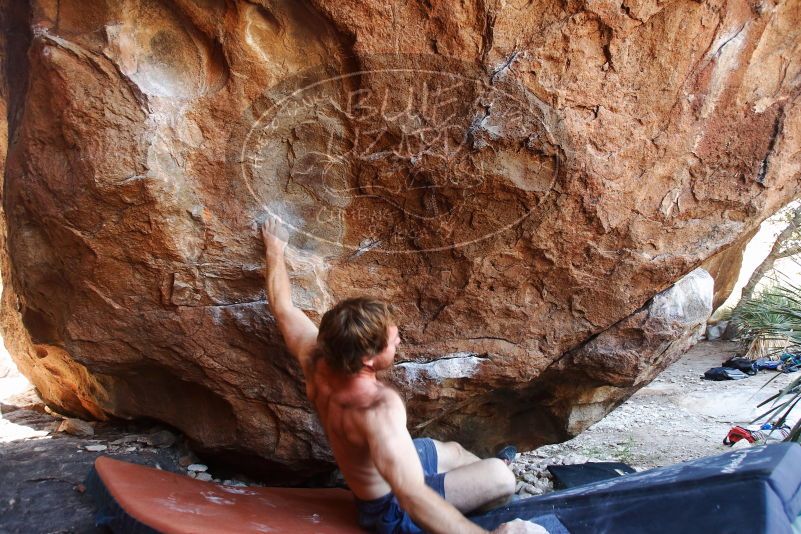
722,357,757,375
723,426,759,446
702,367,749,381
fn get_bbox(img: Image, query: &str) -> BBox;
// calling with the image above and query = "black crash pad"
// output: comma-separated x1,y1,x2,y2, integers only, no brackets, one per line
468,443,801,534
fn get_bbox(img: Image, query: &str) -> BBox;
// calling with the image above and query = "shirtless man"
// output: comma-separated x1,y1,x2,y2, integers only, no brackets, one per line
262,217,545,534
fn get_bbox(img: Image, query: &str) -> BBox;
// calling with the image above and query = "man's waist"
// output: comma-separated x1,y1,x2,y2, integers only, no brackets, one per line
353,490,395,513
350,483,394,504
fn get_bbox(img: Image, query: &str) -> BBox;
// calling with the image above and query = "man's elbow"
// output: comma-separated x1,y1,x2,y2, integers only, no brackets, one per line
395,491,416,513
394,483,436,517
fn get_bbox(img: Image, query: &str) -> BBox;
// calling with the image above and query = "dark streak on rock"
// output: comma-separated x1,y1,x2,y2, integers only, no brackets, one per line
490,50,522,85
756,109,785,185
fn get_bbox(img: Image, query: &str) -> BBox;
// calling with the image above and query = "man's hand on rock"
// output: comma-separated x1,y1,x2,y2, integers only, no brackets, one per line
261,215,288,259
492,519,550,534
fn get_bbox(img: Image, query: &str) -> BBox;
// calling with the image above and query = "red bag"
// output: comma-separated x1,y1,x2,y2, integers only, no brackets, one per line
723,426,757,446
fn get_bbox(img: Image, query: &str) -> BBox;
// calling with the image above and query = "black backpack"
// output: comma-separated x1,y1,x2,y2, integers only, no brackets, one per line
722,357,757,375
703,367,749,381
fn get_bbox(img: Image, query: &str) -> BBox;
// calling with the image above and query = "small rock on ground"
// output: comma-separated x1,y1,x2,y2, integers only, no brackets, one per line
146,430,177,448
58,418,95,438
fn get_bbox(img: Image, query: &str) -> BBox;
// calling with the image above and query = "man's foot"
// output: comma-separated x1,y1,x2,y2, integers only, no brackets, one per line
495,445,517,465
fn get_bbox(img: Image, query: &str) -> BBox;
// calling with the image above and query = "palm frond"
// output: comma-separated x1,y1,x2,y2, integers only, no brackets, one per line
738,280,801,442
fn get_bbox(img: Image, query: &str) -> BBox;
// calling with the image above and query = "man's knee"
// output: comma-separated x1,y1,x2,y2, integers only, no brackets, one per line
484,458,515,497
435,440,472,471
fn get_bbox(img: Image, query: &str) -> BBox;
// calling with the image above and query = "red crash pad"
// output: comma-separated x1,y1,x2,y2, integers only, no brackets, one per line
87,456,361,533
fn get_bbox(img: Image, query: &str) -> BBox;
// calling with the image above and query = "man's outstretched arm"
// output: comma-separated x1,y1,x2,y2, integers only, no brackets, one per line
365,394,548,534
364,393,487,534
262,216,318,373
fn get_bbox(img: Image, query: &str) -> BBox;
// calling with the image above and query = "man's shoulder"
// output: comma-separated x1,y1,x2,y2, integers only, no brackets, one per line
361,384,405,426
372,382,403,406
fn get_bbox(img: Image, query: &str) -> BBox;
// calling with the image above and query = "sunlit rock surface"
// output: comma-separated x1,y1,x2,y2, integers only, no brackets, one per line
701,227,757,311
0,0,799,474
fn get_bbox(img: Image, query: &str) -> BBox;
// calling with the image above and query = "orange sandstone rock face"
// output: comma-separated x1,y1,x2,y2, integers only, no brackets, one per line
1,0,799,474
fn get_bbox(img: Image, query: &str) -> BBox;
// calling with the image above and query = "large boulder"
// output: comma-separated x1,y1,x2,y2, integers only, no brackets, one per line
392,268,714,452
701,227,758,312
1,0,799,475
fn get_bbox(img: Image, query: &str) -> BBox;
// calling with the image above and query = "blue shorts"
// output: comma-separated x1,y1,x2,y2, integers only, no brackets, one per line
355,438,447,534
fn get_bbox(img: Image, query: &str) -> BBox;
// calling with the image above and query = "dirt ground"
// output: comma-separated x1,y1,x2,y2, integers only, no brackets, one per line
1,340,798,532
529,340,801,469
0,415,184,533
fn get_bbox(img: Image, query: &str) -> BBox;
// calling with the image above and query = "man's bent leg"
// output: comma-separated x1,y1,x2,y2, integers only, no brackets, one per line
431,440,482,473
442,458,515,513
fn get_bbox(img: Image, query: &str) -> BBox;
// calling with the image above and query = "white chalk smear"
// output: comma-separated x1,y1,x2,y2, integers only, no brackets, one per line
201,491,235,506
248,522,276,533
220,486,257,496
397,352,484,383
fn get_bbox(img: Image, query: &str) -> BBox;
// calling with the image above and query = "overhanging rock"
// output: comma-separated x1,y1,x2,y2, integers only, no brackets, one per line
391,268,714,454
0,0,799,474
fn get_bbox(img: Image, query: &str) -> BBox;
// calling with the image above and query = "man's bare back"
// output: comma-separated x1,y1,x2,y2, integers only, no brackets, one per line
261,216,548,534
307,357,401,500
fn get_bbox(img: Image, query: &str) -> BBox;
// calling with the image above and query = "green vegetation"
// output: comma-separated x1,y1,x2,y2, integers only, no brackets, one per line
738,279,801,443
613,436,638,463
740,282,801,355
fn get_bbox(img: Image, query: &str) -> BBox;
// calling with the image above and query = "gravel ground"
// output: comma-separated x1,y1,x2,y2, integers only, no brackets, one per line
0,379,257,533
509,340,801,497
0,408,184,533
